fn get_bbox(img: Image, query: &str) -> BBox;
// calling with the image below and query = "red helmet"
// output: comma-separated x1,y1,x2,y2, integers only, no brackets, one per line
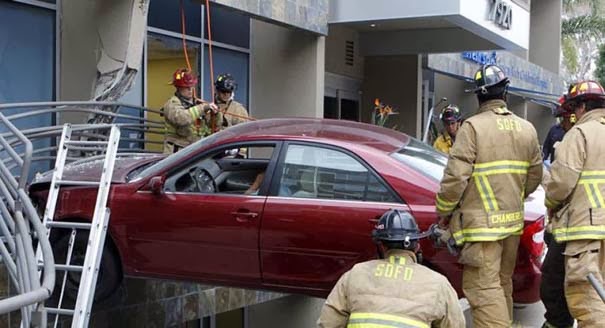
171,68,198,88
565,80,605,105
555,95,572,117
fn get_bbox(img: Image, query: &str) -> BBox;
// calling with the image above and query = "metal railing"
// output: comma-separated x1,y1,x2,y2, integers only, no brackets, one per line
0,112,55,327
0,101,165,171
0,101,164,326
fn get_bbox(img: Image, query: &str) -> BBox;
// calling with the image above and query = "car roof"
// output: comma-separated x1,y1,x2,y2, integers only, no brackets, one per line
214,118,410,153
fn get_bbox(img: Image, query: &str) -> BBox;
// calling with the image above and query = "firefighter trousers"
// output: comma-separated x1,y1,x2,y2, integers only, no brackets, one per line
541,232,574,327
461,235,519,328
564,239,605,328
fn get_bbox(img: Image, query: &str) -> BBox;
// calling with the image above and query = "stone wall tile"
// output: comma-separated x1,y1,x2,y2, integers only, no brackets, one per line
213,0,328,34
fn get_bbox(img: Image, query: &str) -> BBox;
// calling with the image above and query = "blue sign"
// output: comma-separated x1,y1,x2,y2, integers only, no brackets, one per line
461,51,549,91
462,51,497,65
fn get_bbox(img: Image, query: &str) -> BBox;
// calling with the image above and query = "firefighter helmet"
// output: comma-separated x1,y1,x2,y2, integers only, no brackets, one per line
171,68,198,88
471,64,510,96
565,80,605,104
372,209,423,249
215,74,237,92
554,95,570,118
440,105,462,124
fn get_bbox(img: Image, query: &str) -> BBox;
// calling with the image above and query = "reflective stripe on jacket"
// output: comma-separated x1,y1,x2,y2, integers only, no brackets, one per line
317,249,465,328
435,99,543,245
544,108,605,242
347,312,428,328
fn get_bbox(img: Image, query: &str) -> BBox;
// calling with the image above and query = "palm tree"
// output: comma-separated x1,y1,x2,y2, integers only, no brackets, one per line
561,0,605,81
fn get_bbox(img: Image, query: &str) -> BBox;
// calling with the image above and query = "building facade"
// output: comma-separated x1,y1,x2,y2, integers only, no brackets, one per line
0,0,563,327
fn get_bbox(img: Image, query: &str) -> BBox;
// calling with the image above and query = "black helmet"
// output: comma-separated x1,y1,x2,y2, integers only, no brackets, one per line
372,209,423,249
440,105,462,124
472,64,509,96
215,73,237,92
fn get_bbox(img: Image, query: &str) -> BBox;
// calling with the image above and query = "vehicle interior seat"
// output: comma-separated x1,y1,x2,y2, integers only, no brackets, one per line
292,168,317,198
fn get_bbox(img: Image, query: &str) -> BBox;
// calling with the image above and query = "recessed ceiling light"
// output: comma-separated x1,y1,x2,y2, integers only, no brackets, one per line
370,23,377,28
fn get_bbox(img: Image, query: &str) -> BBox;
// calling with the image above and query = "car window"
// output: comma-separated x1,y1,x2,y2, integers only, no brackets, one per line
391,138,448,182
164,145,275,196
277,144,397,203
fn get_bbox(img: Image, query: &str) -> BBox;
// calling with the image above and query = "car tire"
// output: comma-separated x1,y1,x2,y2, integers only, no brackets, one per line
48,229,122,307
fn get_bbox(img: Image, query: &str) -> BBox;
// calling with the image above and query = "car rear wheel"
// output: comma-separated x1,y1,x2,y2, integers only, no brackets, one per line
47,229,122,307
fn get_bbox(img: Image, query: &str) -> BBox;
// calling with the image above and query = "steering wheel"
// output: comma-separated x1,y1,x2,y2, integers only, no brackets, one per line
189,167,216,193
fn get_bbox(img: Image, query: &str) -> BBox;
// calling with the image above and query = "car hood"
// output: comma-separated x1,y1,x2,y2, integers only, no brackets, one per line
31,153,164,186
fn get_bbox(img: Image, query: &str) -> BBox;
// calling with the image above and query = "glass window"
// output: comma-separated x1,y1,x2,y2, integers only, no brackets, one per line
202,46,249,108
204,3,250,48
165,145,274,195
0,2,55,175
148,0,201,37
278,145,397,202
391,138,448,182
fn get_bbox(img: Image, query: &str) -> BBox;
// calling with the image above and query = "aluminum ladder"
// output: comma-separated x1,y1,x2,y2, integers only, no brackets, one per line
35,124,120,328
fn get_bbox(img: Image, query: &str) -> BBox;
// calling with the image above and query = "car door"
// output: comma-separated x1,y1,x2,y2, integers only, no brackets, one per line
119,142,281,284
260,142,409,293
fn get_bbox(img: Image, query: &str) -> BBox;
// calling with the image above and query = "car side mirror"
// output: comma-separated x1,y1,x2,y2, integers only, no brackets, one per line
149,176,165,195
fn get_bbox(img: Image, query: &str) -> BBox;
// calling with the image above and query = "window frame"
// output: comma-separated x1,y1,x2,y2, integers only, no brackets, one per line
163,140,283,197
269,141,403,204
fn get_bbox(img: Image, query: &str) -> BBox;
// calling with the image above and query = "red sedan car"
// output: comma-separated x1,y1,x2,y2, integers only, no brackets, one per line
29,118,545,303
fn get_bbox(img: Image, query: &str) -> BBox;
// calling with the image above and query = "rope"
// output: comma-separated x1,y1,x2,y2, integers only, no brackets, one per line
178,0,256,128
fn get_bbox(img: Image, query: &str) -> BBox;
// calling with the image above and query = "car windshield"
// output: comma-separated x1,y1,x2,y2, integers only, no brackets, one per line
390,138,447,182
131,132,229,181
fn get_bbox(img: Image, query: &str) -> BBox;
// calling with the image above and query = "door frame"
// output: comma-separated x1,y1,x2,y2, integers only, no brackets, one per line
325,72,362,121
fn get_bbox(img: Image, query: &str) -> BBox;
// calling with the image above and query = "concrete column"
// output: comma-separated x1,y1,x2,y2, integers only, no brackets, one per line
250,19,325,119
529,0,562,73
60,0,148,123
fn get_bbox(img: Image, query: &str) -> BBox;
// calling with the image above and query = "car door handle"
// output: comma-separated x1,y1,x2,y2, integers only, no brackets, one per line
231,210,258,222
368,218,379,224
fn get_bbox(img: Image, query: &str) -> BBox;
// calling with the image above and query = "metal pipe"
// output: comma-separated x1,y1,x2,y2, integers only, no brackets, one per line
0,100,161,115
0,173,17,208
15,211,40,291
19,189,55,293
0,135,23,167
0,202,16,251
6,107,162,125
0,162,19,198
422,97,447,144
0,288,52,315
0,197,15,233
588,273,605,302
0,238,19,289
0,113,33,191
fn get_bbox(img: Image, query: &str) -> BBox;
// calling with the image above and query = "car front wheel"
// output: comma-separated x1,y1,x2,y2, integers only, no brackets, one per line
48,229,122,307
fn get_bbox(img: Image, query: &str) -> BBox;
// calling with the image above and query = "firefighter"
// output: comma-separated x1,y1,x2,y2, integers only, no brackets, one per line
214,73,249,130
540,94,575,328
542,94,577,163
433,105,463,154
543,80,605,327
435,64,543,327
162,68,219,154
317,209,465,328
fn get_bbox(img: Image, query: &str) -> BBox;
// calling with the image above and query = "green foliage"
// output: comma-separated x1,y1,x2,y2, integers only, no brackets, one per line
562,15,605,38
562,36,580,75
561,0,605,80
